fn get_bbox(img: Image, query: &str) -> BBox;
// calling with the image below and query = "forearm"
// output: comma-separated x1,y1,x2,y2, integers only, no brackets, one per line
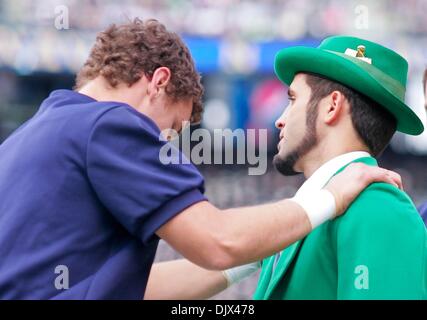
217,199,312,266
158,199,313,270
145,259,227,300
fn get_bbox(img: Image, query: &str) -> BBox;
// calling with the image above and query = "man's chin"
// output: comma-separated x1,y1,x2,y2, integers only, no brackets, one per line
272,153,301,176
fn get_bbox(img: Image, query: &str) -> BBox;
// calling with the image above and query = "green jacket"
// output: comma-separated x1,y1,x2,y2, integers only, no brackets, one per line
254,157,427,300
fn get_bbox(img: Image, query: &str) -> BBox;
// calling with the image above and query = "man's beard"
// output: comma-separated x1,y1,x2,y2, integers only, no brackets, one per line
273,101,319,176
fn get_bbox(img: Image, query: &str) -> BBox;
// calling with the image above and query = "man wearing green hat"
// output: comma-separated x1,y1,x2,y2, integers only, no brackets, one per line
253,35,426,300
145,36,426,300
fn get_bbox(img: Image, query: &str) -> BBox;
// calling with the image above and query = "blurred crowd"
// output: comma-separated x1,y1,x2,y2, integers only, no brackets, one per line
0,0,426,72
1,0,427,37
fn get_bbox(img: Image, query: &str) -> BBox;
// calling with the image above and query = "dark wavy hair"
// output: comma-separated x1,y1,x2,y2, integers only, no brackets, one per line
304,73,397,157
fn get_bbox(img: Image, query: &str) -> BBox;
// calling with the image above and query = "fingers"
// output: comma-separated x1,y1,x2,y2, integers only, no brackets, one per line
361,166,402,190
324,163,404,218
385,169,403,190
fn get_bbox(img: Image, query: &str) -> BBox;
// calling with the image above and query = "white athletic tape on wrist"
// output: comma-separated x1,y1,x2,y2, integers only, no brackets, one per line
222,261,261,287
290,189,336,230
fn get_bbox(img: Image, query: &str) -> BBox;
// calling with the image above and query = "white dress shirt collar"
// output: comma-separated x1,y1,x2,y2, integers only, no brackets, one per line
295,151,372,197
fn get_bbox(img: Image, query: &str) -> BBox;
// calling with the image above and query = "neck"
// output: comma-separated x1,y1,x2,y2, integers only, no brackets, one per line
77,77,142,110
300,135,370,178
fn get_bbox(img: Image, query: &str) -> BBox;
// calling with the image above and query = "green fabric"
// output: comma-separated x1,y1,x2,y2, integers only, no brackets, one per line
274,36,424,135
254,157,427,300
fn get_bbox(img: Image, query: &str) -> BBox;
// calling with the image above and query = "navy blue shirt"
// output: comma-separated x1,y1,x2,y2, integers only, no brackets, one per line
0,90,206,299
418,202,427,226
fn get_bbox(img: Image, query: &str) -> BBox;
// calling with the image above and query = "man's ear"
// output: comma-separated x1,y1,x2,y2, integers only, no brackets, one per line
149,67,171,96
323,90,346,125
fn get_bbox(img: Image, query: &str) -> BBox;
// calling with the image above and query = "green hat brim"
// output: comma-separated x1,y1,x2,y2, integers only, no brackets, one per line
275,47,424,135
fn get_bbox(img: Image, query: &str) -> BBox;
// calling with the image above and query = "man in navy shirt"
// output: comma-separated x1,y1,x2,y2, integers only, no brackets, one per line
0,19,401,299
418,68,427,225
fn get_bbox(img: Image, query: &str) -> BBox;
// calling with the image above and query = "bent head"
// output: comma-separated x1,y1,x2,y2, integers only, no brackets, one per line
273,73,397,176
75,18,203,133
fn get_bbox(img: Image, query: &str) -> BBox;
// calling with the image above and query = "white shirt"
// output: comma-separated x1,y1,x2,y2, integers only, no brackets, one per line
295,151,372,197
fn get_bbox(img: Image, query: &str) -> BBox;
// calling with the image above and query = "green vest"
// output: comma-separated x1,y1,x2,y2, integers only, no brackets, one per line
254,157,427,300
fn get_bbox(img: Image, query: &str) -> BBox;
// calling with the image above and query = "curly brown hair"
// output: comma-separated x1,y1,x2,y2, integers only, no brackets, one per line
75,18,204,123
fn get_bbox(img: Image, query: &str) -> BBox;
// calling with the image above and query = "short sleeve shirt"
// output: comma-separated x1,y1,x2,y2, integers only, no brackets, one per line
0,90,206,299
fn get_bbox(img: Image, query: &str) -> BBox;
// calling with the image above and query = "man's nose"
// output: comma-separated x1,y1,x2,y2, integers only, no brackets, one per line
275,109,288,129
275,118,284,130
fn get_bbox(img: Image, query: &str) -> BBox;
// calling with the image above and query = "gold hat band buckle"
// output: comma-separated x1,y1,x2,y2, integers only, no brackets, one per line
344,45,372,64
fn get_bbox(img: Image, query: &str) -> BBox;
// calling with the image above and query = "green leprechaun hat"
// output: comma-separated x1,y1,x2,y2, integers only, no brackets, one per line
274,36,424,135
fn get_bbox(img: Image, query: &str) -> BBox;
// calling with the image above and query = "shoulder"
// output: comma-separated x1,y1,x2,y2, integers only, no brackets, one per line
85,104,167,166
350,181,414,211
47,101,161,144
91,103,161,137
335,182,425,235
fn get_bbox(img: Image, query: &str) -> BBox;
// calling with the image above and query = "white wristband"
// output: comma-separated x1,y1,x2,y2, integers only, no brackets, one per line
290,189,336,230
222,261,261,287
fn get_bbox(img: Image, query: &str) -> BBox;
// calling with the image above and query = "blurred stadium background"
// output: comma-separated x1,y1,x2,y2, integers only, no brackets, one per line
0,0,426,299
